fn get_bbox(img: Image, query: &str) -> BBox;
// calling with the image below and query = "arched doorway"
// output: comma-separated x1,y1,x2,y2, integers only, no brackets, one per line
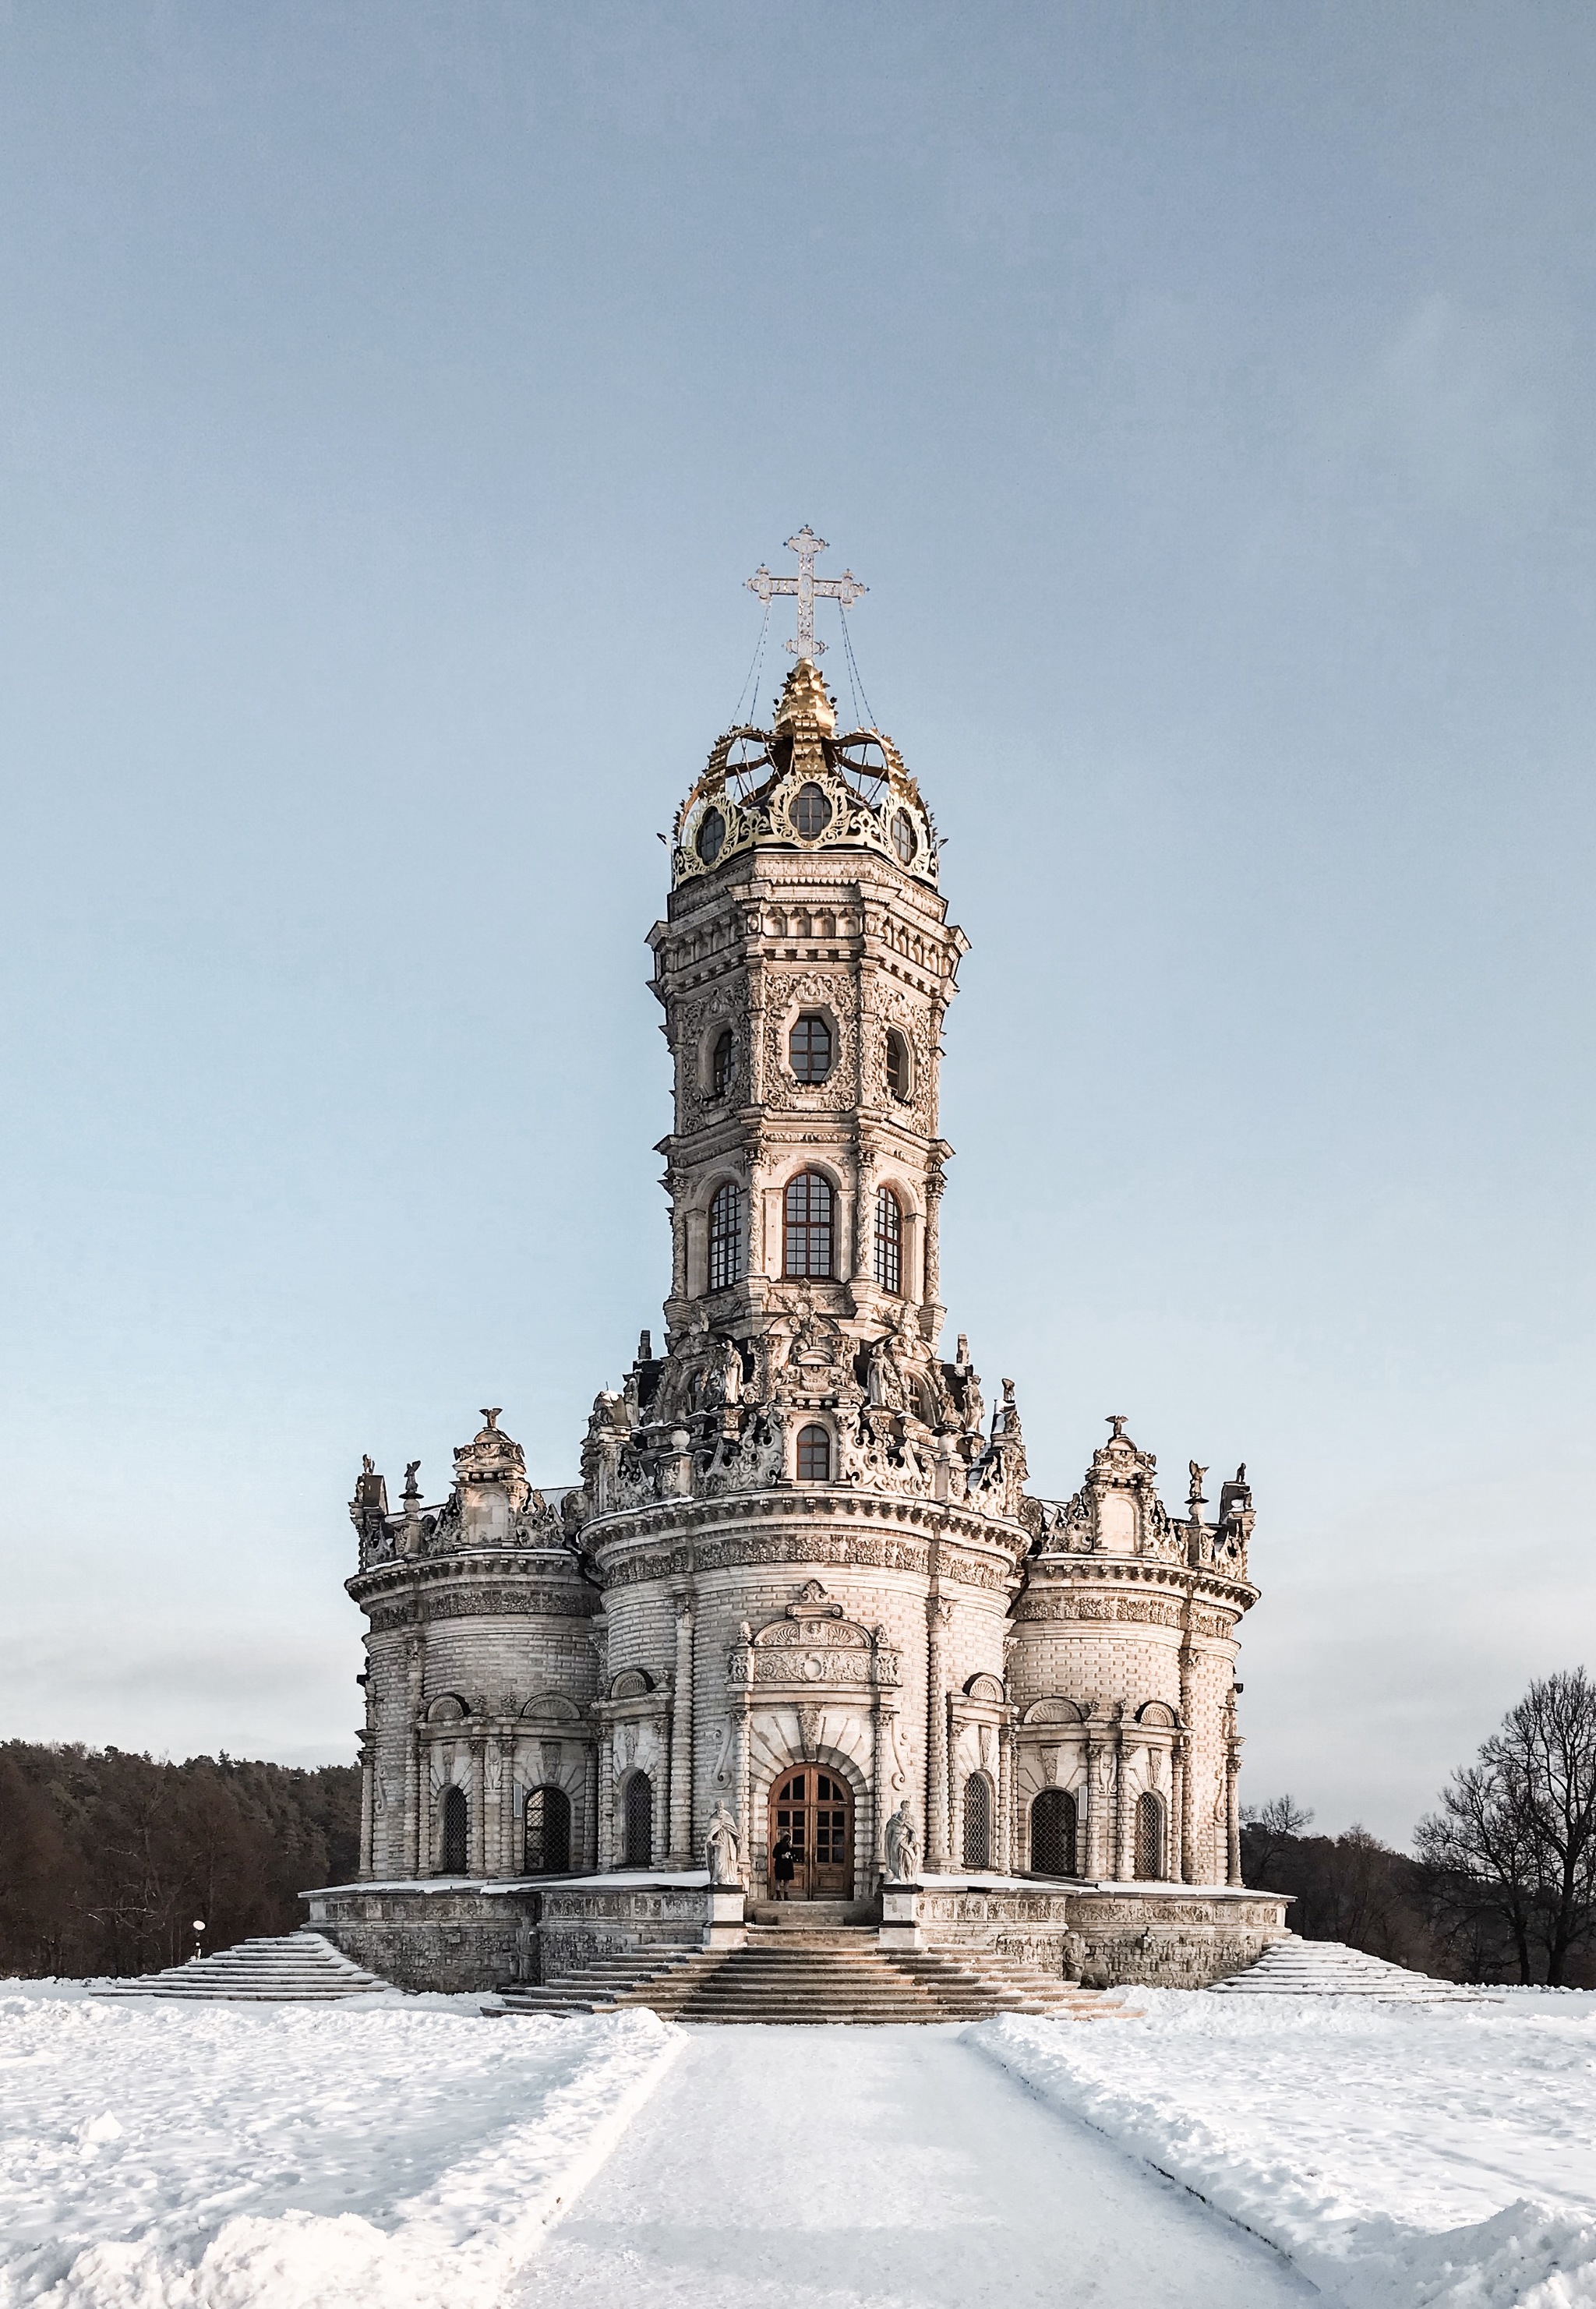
768,1765,853,1899
524,1785,571,1874
1031,1787,1078,1877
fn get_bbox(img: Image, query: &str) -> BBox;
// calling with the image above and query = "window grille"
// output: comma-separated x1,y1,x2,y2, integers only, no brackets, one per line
1135,1791,1164,1880
885,1030,909,1100
874,1185,902,1294
440,1785,468,1873
708,1182,743,1291
1031,1788,1077,1877
796,1424,832,1481
783,1171,833,1277
962,1774,992,1869
793,782,832,837
711,1028,734,1100
624,1774,653,1868
524,1785,571,1874
789,1013,832,1082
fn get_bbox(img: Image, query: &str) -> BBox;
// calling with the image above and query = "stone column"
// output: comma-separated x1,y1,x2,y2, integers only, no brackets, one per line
358,1735,375,1880
1227,1730,1245,1887
923,1168,945,1314
404,1636,424,1877
1113,1728,1130,1881
734,1698,752,1889
597,1728,615,1871
469,1739,487,1875
584,1742,599,1870
1171,1738,1188,1886
1178,1615,1197,1884
483,1735,502,1876
997,1721,1015,1874
926,1598,952,1871
668,1601,695,1864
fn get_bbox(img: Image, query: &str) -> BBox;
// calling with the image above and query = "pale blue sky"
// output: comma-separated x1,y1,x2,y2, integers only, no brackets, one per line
2,4,1592,1842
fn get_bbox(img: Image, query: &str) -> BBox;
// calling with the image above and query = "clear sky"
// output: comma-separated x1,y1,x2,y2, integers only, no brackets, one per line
2,3,1592,1845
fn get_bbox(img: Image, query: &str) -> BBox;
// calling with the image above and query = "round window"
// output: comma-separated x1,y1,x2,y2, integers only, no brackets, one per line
890,808,917,865
696,807,726,865
792,783,832,839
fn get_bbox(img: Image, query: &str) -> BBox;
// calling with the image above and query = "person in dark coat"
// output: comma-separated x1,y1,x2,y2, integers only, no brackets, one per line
772,1831,796,1901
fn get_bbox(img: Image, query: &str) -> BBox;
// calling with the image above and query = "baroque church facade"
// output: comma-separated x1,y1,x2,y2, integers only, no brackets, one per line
319,604,1284,1992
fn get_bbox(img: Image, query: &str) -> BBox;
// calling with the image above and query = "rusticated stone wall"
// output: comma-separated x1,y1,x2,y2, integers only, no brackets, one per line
302,1884,538,1994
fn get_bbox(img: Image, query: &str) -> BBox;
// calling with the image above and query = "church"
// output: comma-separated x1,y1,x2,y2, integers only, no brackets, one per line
309,536,1287,1997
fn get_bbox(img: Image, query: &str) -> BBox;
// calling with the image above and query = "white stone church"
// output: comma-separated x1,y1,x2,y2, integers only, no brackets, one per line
311,544,1285,1996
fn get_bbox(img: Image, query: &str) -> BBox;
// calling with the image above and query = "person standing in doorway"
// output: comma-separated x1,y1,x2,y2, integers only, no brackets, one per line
772,1829,796,1901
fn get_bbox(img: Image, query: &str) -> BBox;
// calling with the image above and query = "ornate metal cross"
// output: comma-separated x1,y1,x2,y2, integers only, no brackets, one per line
746,526,867,658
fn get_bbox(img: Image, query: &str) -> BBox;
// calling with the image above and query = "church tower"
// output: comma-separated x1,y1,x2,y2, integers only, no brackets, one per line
654,651,964,1354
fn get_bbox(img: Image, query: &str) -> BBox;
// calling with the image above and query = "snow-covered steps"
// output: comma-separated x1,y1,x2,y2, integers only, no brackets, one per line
493,1928,1132,2025
1208,1936,1491,2000
99,1930,392,2002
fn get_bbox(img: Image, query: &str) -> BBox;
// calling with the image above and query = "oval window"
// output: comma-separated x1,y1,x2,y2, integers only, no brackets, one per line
696,807,726,865
793,783,832,839
890,808,917,865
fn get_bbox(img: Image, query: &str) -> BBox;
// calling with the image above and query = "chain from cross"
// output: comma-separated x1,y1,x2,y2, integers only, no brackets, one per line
745,526,867,658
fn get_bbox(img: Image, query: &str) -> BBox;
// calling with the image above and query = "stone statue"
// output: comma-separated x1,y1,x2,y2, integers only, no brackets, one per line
884,1799,920,1883
867,1333,908,1412
703,1335,743,1411
403,1460,421,1491
706,1802,742,1886
1188,1460,1207,1502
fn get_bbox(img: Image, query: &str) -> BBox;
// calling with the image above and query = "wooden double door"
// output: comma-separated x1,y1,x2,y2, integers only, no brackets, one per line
768,1765,853,1899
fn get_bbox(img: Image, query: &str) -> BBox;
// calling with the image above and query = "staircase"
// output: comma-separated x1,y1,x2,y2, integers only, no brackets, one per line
100,1931,391,2003
493,1922,1129,2025
1208,1936,1494,2002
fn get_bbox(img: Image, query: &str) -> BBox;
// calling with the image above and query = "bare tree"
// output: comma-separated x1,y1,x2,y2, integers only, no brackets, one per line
1240,1794,1315,1886
1416,1668,1596,1986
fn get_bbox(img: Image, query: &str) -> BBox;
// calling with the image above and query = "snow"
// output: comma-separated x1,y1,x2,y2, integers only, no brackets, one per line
973,1987,1596,2308
527,2023,1314,2307
9,1974,1596,2307
0,1982,679,2308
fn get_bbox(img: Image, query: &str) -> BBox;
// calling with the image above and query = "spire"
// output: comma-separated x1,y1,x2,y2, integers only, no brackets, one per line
772,656,837,738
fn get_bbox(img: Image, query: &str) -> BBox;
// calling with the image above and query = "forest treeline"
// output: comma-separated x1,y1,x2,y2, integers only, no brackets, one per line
0,1742,359,1979
1244,1668,1596,1988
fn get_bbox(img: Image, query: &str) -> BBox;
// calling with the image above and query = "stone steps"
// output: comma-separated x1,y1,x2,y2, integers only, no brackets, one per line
99,1931,392,2003
493,1926,1132,2026
1208,1936,1493,2001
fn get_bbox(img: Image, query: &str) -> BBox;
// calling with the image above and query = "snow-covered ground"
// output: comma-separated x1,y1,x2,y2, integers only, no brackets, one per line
0,1982,677,2308
974,1988,1596,2307
6,1977,1596,2308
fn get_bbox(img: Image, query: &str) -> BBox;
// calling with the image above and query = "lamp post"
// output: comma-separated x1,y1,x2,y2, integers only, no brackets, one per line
192,1919,206,1963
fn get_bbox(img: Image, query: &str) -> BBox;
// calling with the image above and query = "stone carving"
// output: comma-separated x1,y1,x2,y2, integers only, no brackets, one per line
705,1802,742,1886
884,1801,920,1883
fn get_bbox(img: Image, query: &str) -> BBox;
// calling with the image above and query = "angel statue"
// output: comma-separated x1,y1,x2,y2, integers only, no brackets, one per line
884,1799,921,1884
705,1802,743,1887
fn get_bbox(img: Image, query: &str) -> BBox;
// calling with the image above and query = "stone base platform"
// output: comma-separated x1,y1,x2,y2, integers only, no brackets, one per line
304,1873,1289,1996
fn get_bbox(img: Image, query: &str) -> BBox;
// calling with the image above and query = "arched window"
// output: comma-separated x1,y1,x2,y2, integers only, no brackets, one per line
440,1785,468,1873
783,1171,833,1278
796,1423,832,1481
874,1185,902,1294
1135,1791,1165,1881
524,1785,571,1875
708,1182,743,1292
789,1013,833,1083
885,1029,910,1100
711,1027,734,1100
623,1774,653,1868
1031,1788,1077,1877
962,1774,993,1869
